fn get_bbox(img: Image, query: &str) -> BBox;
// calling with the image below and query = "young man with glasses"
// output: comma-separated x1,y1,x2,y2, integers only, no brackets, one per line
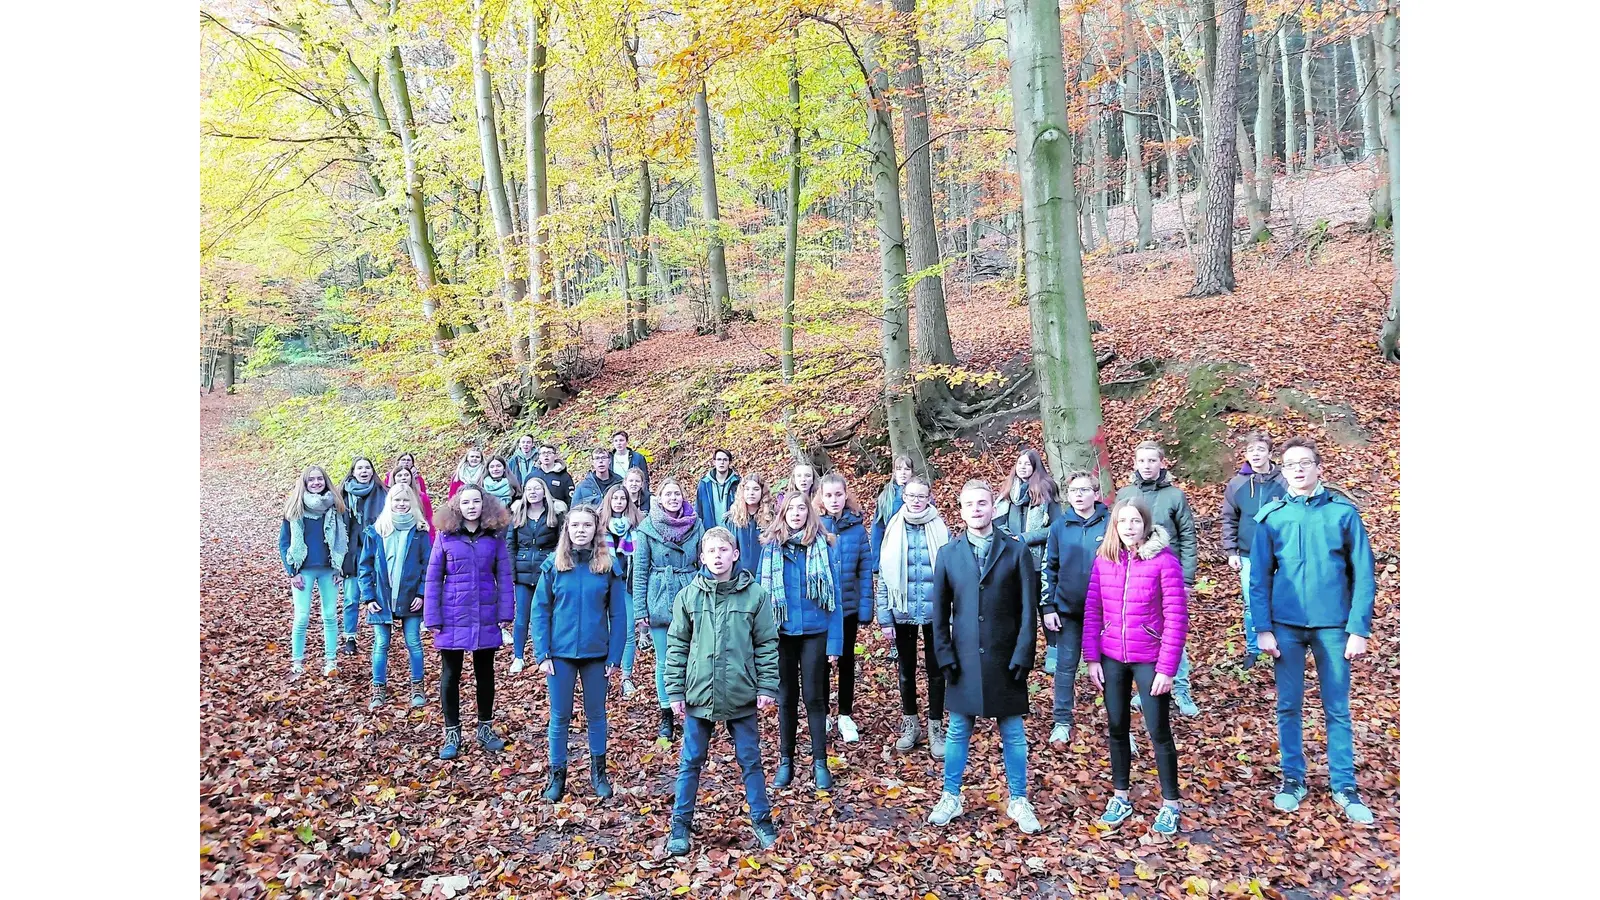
1221,433,1286,667
1249,437,1377,824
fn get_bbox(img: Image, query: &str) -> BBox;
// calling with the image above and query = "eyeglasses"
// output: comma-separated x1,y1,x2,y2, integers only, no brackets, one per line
904,493,931,501
1281,460,1318,471
1067,487,1095,495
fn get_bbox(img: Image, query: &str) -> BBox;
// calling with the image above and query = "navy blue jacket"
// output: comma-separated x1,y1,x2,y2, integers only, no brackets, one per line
721,512,763,578
696,470,742,530
507,509,564,587
532,551,628,665
869,483,905,575
356,525,432,623
773,539,844,656
1040,502,1110,618
279,517,331,575
1249,486,1377,637
820,510,874,621
572,471,621,508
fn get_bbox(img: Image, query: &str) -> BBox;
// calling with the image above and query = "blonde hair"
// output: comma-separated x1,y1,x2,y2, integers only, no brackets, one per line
656,476,689,509
282,466,347,521
625,466,648,503
703,526,737,549
512,478,563,528
373,484,428,538
602,483,645,528
1133,440,1166,460
554,505,615,574
1099,495,1155,563
726,472,774,529
812,472,863,516
762,490,834,547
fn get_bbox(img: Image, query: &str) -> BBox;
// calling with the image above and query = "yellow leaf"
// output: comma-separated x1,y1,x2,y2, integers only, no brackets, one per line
638,806,653,815
388,830,401,848
923,894,940,900
674,886,693,895
1183,876,1210,896
1135,863,1156,880
376,787,396,803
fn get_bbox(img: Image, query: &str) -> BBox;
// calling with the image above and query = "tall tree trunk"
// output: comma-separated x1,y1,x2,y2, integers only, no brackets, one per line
857,17,928,475
472,0,529,367
624,20,651,343
892,0,958,368
781,42,801,384
1351,32,1380,160
1090,108,1109,245
1301,19,1316,167
493,87,522,233
1367,18,1393,227
1005,0,1111,488
1279,24,1298,174
383,40,468,408
1252,22,1277,241
222,314,236,393
1121,3,1153,247
1236,106,1264,236
524,3,555,402
1331,38,1342,161
1153,21,1184,198
1190,0,1246,296
1376,5,1399,360
692,82,731,336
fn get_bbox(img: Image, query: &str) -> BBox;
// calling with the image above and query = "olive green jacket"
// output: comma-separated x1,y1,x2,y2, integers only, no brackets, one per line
664,570,780,721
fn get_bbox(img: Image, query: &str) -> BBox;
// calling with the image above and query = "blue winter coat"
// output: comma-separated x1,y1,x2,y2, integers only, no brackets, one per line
356,525,432,623
631,515,706,627
507,509,564,586
532,552,627,665
1248,486,1377,637
873,519,939,627
820,510,874,621
772,539,844,656
696,470,742,530
1040,502,1110,619
869,484,905,575
720,512,763,578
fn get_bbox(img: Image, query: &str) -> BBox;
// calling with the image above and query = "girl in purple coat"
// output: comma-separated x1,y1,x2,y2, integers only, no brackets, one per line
424,485,516,760
1084,495,1189,837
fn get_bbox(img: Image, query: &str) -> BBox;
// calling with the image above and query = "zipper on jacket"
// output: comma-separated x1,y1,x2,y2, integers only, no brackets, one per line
1120,552,1131,661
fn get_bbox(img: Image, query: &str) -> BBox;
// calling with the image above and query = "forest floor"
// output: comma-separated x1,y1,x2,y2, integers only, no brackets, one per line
202,189,1401,897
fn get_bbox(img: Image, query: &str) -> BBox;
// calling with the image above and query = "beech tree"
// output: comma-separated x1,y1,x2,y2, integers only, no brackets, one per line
1191,0,1247,296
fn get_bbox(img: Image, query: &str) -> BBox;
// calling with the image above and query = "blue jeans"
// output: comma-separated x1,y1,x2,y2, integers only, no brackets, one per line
943,712,1028,799
621,595,638,678
342,577,361,639
672,713,771,826
512,584,535,661
290,567,339,663
1271,625,1355,792
1239,556,1259,655
1052,620,1084,726
548,658,609,768
651,625,670,708
372,617,424,685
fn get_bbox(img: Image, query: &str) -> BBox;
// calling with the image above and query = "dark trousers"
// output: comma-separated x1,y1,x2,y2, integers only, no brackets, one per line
778,632,829,760
836,614,860,716
1102,656,1180,799
547,657,609,768
439,648,496,728
672,714,771,826
894,623,945,721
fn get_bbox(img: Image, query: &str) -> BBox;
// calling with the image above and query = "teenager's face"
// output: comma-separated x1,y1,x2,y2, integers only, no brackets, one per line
392,468,413,487
610,490,628,514
793,467,814,492
713,452,731,475
903,482,931,514
1281,447,1321,492
1134,449,1163,481
821,481,847,516
741,481,764,506
960,489,994,530
1014,453,1034,479
660,483,684,513
398,453,415,469
488,459,506,479
391,494,413,516
566,513,596,549
626,471,644,494
783,496,808,530
353,459,374,483
592,453,610,477
540,447,556,467
1245,441,1272,470
612,434,628,452
518,436,535,455
459,490,484,522
894,461,912,486
702,537,737,577
305,472,327,493
1116,506,1145,548
1066,477,1098,515
525,480,546,505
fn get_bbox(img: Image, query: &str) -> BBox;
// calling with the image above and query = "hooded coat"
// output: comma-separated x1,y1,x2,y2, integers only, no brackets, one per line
1221,462,1287,557
1116,470,1198,584
1248,485,1377,637
1082,546,1189,676
422,526,515,650
1040,502,1110,618
664,570,779,721
696,470,742,530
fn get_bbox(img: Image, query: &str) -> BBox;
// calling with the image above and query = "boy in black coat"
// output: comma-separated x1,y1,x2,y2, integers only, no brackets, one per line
928,480,1041,834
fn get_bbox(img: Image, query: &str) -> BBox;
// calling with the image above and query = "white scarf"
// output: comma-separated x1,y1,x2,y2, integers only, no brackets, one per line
878,504,950,614
287,492,348,571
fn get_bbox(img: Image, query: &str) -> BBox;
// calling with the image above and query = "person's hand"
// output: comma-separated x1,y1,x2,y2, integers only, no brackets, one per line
364,602,380,615
1257,631,1280,658
606,665,620,678
636,620,651,641
291,574,305,591
333,573,344,587
429,628,441,637
538,659,554,676
1042,612,1061,633
757,694,776,711
1345,634,1368,660
671,700,687,718
1088,662,1104,690
1150,673,1173,696
1228,555,1242,572
829,655,839,664
410,598,422,612
1009,664,1028,683
880,625,895,644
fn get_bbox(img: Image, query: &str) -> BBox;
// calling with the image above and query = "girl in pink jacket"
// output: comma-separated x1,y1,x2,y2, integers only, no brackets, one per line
1083,495,1189,837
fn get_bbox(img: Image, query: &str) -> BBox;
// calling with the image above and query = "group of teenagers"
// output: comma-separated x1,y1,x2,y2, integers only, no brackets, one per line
275,428,1379,853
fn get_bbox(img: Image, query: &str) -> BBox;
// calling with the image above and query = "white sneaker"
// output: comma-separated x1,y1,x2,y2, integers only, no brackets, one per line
928,791,963,826
1006,797,1042,834
323,662,337,677
838,715,860,743
622,679,637,698
501,626,514,646
1049,724,1071,747
509,657,525,675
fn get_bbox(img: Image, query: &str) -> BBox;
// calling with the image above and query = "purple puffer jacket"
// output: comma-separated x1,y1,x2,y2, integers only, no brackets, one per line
1081,547,1189,676
423,527,515,651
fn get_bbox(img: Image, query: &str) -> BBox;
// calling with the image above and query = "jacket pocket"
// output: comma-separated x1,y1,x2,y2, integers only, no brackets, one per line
1142,623,1162,641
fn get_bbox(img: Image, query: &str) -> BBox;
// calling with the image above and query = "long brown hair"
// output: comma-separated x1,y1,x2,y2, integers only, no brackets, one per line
433,484,511,535
282,466,347,521
762,490,834,547
1098,495,1155,563
553,505,615,574
602,482,645,528
811,472,863,517
1003,448,1059,507
726,472,773,529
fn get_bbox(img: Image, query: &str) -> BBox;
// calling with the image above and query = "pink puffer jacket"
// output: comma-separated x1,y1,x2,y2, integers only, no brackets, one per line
1081,547,1189,676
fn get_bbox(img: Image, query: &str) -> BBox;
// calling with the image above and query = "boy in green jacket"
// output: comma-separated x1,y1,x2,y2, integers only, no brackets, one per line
665,527,781,855
1116,441,1200,716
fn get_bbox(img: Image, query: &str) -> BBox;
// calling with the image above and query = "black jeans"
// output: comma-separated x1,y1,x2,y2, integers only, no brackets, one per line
895,623,945,721
439,648,496,728
1102,656,1180,799
778,632,829,760
837,614,860,716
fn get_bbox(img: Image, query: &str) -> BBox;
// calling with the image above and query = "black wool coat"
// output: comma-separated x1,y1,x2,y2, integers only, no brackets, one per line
931,531,1040,719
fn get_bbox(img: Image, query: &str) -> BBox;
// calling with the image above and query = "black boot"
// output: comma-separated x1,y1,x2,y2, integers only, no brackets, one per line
543,767,567,802
657,707,674,742
666,818,692,856
773,758,794,788
590,754,614,800
813,761,834,790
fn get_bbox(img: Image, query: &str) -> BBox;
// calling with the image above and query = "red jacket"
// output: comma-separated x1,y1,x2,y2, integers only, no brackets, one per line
1082,547,1189,676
